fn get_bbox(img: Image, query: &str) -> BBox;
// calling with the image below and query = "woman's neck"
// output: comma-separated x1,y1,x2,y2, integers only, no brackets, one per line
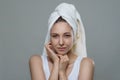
67,51,78,64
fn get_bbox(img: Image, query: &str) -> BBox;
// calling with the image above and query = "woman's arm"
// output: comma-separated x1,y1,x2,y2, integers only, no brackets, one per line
58,70,67,80
29,55,59,80
78,57,95,80
29,55,46,80
45,42,59,80
48,55,69,80
58,55,69,80
48,61,59,80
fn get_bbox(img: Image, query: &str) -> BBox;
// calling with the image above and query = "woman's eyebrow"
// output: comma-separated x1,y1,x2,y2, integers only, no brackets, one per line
50,33,58,36
51,33,58,34
64,32,71,34
50,32,71,35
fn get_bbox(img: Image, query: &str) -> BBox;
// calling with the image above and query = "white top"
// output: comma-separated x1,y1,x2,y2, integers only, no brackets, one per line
41,55,83,80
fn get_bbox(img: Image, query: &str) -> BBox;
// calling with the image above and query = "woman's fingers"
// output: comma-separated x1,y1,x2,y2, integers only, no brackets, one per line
45,42,59,63
45,42,54,56
58,55,69,71
58,55,69,62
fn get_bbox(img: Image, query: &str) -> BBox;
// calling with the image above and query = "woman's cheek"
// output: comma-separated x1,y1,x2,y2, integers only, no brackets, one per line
51,39,58,46
67,38,73,44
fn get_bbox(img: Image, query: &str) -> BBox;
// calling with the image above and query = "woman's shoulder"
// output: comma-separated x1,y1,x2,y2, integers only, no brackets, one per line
29,55,46,80
81,57,95,67
81,57,94,64
80,57,95,72
78,57,95,79
29,54,43,66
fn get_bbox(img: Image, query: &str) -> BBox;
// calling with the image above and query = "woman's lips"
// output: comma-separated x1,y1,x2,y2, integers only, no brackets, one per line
57,47,66,51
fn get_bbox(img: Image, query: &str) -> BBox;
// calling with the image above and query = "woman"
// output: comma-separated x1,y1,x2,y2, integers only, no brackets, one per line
29,3,94,80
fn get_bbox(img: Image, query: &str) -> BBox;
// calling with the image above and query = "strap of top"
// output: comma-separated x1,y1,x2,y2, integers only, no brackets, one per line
41,55,50,80
68,56,83,80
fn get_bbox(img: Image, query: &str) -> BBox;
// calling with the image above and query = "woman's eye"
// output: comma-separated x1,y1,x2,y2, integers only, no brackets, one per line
65,35,71,37
52,35,58,38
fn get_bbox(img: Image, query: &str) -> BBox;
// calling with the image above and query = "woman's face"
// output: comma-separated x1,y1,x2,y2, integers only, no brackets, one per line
50,21,74,55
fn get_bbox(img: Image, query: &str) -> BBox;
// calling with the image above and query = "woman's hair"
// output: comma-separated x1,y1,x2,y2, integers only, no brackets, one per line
54,16,66,23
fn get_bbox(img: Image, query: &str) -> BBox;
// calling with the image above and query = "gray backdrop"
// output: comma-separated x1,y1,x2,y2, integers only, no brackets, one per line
0,0,120,80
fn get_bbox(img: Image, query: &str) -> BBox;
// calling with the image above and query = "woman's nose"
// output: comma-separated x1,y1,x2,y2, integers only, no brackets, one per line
59,37,64,46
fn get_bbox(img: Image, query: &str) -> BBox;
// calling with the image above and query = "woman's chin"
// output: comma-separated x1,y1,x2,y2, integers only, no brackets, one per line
56,51,67,55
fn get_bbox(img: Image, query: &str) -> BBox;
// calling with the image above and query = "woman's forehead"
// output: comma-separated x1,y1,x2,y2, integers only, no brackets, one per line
50,22,73,32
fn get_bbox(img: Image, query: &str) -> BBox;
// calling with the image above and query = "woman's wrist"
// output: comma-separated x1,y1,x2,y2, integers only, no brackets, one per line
58,70,67,80
59,70,67,77
53,59,59,65
49,60,59,80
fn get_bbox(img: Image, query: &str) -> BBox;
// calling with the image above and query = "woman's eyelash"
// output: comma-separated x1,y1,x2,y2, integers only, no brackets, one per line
65,34,71,37
51,34,71,37
65,35,70,36
52,35,58,37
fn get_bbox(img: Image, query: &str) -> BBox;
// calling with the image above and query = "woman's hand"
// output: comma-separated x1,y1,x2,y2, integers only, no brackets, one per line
58,55,69,80
58,55,69,72
45,42,59,63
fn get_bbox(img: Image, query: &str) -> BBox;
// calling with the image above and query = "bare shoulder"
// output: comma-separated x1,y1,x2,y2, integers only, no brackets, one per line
29,54,42,66
29,55,46,79
79,57,95,80
81,57,95,67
